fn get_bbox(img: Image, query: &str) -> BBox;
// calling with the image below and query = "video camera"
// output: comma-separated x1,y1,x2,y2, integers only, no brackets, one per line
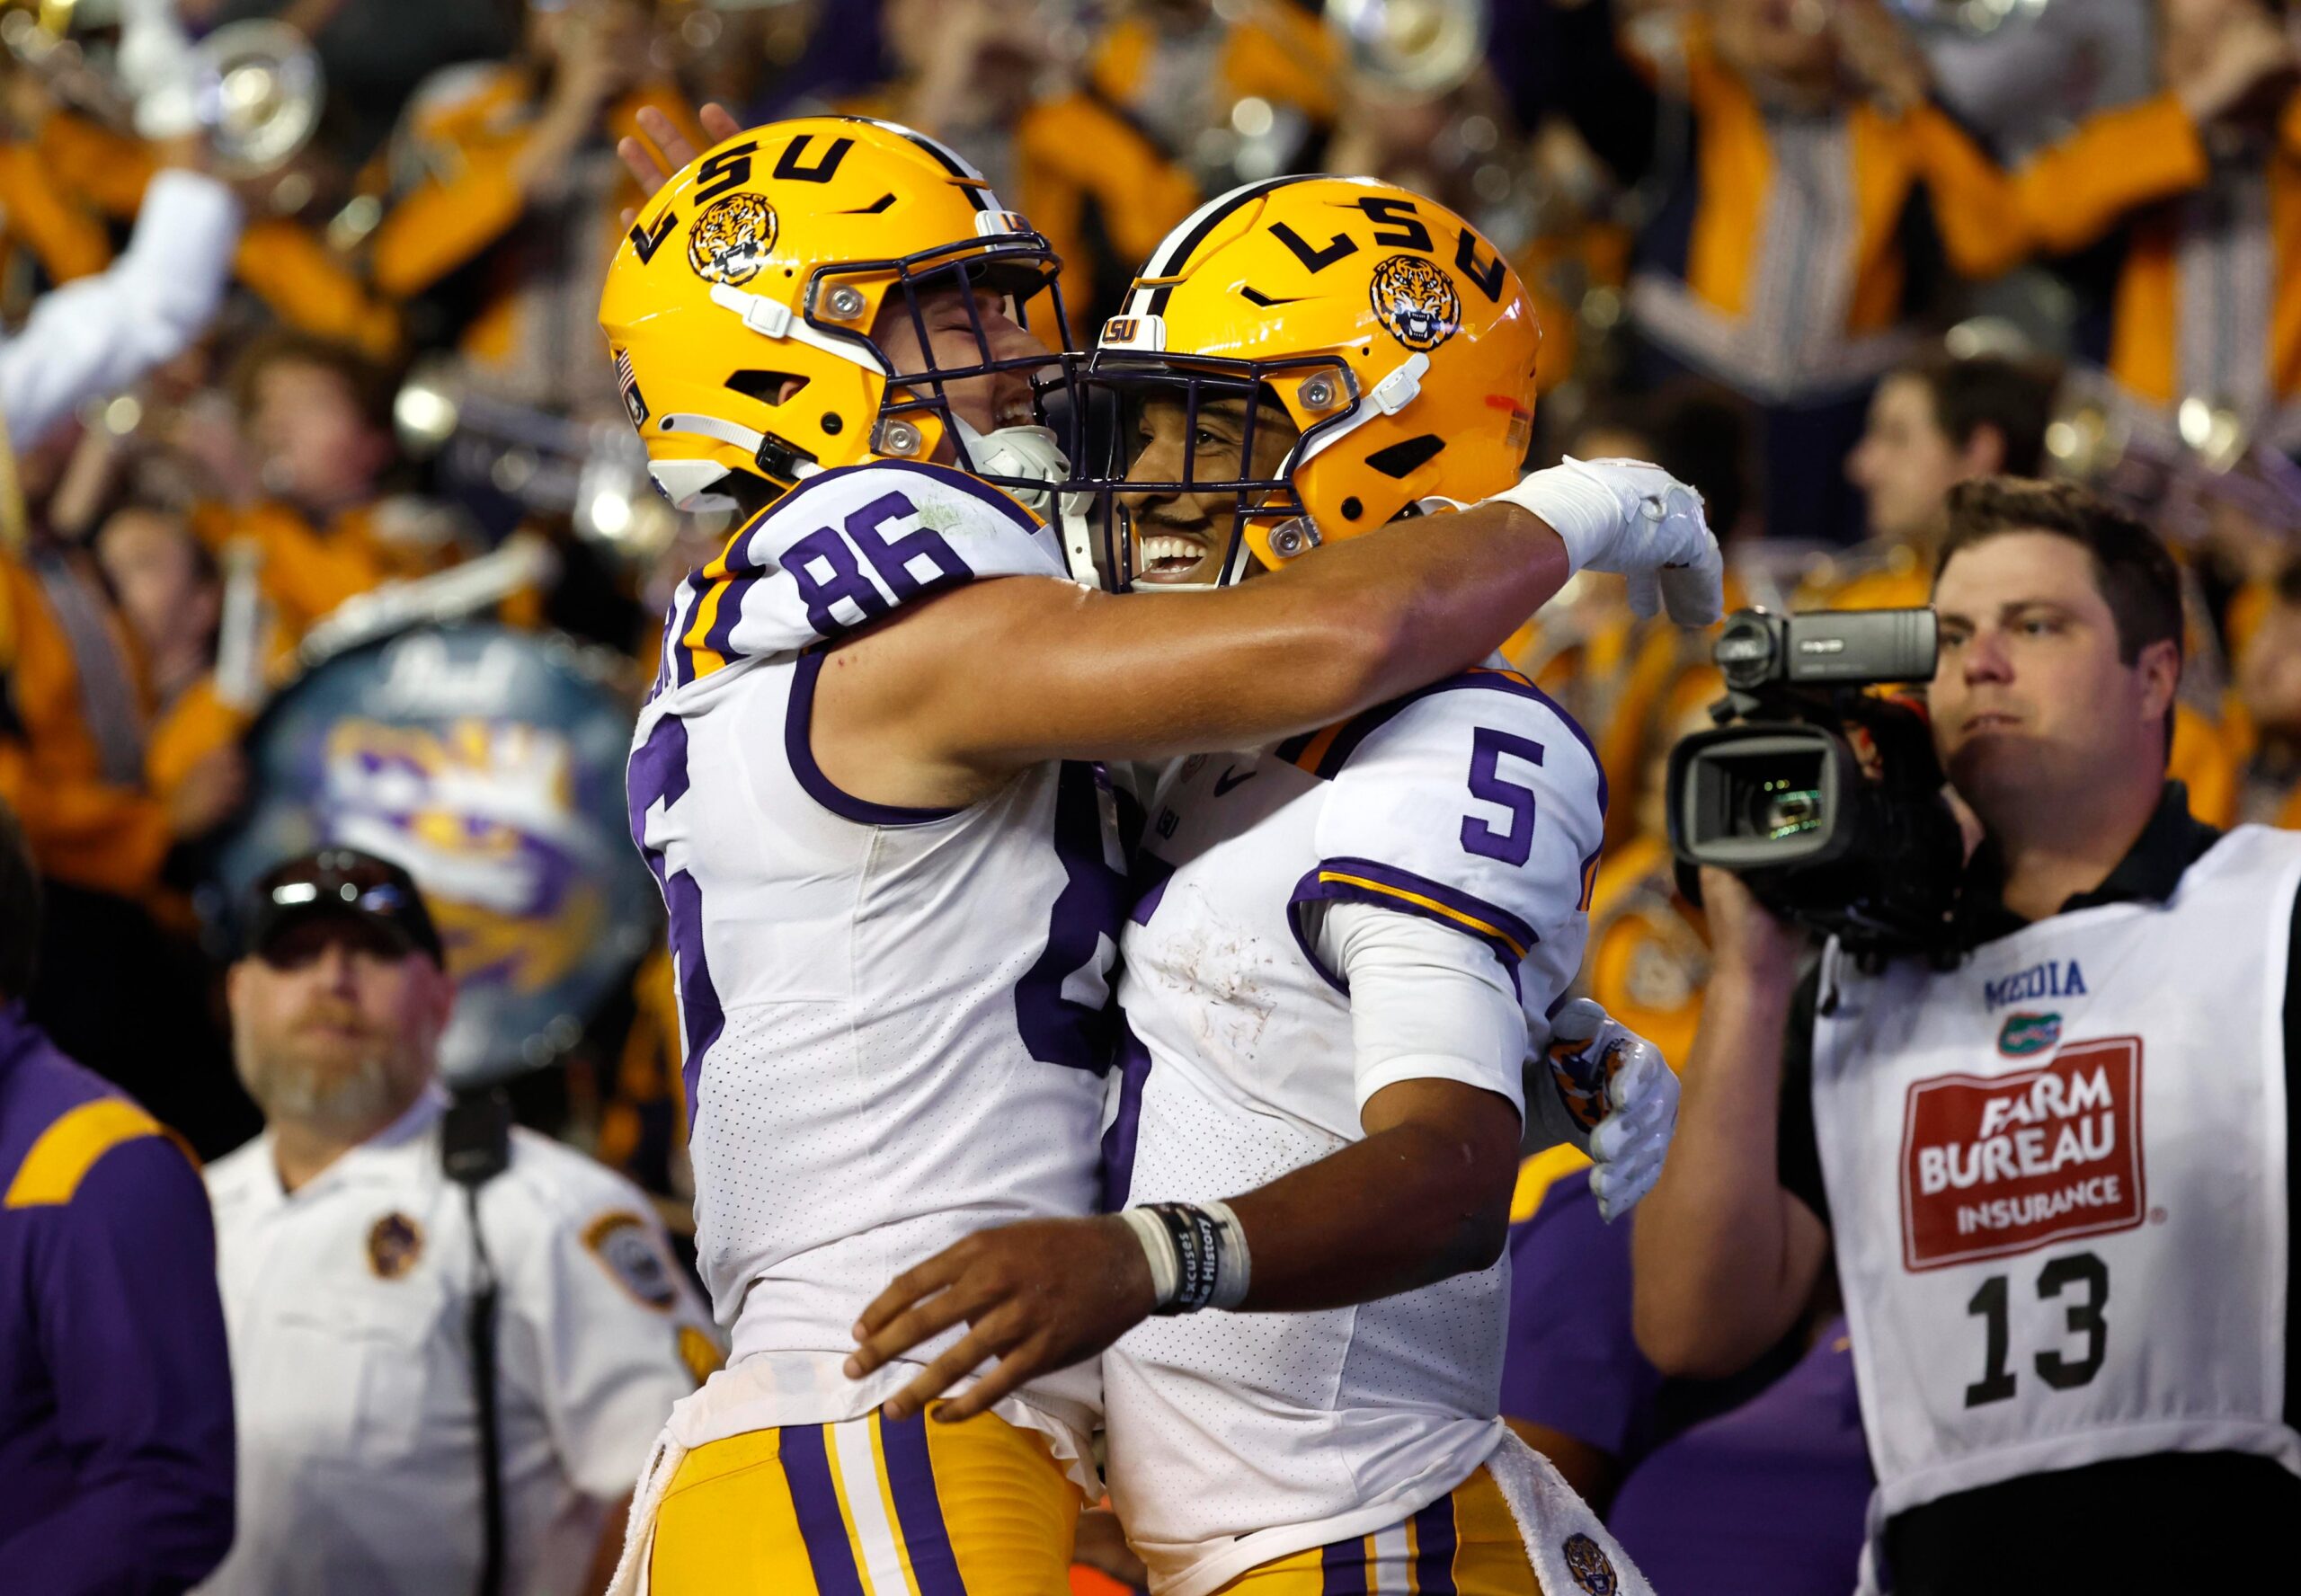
1665,608,1967,957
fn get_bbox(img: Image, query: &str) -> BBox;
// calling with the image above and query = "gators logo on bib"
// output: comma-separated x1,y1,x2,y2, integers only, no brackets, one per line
688,192,777,287
1370,254,1460,352
1998,1010,2061,1056
1561,1532,1619,1595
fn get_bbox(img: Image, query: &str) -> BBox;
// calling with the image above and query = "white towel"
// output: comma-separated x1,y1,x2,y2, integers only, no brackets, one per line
1482,1426,1657,1596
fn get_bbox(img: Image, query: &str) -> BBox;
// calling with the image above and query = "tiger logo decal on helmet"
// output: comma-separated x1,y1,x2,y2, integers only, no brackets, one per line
1370,254,1461,352
686,192,779,288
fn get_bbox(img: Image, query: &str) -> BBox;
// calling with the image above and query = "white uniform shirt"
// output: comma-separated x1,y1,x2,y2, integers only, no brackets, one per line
628,461,1123,1471
195,1088,716,1596
1811,825,2301,1538
1103,669,1608,1596
0,169,242,447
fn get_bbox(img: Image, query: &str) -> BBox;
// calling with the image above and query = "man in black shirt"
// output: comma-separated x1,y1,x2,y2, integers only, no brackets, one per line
1632,478,2301,1594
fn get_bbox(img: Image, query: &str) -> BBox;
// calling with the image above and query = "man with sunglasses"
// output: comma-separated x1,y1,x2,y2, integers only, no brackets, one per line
198,849,713,1596
604,120,1719,1591
847,177,1687,1594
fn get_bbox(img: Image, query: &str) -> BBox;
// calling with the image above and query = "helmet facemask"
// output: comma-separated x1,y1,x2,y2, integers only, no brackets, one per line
1057,351,1367,593
818,232,1080,512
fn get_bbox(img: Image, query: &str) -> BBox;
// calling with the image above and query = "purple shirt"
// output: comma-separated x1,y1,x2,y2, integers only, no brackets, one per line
1499,1166,1665,1459
1607,1323,1874,1596
1502,1167,1872,1596
0,1003,235,1593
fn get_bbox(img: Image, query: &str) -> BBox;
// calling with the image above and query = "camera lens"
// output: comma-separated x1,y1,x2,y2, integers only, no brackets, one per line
1744,778,1824,840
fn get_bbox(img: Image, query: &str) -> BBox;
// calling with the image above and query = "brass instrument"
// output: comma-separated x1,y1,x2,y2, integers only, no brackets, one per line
393,365,680,567
1,0,324,176
1884,0,2048,38
1325,0,1488,102
2047,376,2301,549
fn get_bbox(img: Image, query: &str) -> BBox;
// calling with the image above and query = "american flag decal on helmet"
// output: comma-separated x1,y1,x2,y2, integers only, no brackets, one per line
615,349,649,429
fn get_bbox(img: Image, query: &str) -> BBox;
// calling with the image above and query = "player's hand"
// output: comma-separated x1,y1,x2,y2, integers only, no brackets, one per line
617,102,744,210
1485,457,1724,626
845,1214,1158,1423
1541,998,1679,1222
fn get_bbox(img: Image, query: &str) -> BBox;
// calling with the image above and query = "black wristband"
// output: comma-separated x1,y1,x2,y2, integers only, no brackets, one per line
1145,1201,1223,1316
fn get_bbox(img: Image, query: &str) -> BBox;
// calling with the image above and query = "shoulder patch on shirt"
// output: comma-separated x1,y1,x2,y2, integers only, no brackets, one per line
583,1210,677,1311
368,1211,425,1280
4,1097,164,1209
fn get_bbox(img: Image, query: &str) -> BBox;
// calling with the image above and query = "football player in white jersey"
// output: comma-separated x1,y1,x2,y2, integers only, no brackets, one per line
844,176,1691,1595
605,129,1718,1592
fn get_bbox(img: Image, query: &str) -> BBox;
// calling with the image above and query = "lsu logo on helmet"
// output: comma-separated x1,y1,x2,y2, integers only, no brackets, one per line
687,192,779,287
1370,253,1461,352
1561,1532,1621,1596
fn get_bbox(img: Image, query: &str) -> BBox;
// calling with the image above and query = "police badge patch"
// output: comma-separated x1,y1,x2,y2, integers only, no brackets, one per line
583,1211,678,1310
368,1212,424,1280
1562,1532,1620,1596
687,192,779,288
1369,254,1461,352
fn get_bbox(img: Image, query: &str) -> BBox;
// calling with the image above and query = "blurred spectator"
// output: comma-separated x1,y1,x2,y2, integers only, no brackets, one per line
2234,553,2301,824
2010,0,2301,449
839,0,1067,197
1821,350,2061,603
1557,0,2030,544
200,848,718,1596
0,796,237,1594
1015,0,1337,332
0,142,243,450
204,329,459,641
364,0,702,414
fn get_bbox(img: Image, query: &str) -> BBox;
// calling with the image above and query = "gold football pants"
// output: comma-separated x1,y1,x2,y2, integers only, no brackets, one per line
647,1405,1084,1595
1212,1464,1547,1595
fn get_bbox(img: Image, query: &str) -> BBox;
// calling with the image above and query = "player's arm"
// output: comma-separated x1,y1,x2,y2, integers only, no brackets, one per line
1630,867,1831,1378
814,460,1719,804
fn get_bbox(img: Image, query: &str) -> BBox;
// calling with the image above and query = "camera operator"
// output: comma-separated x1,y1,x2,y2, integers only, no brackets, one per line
1633,477,2301,1594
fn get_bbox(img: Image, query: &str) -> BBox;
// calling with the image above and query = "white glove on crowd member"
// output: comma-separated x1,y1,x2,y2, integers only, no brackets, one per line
1531,998,1680,1222
1484,457,1725,626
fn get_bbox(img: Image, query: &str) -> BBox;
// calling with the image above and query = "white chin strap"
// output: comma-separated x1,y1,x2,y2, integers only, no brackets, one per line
948,414,1071,517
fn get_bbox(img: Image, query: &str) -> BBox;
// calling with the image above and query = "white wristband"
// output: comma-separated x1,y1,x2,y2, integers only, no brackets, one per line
1201,1199,1252,1310
1118,1205,1180,1308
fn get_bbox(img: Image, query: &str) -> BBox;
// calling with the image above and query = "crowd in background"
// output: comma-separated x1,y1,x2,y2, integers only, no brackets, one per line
4,1,2301,1591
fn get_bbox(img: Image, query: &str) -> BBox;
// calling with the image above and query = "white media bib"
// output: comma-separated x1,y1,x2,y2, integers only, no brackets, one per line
1811,825,2301,1529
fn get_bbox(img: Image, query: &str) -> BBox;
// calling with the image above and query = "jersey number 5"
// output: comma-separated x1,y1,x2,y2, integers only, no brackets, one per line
1461,727,1544,867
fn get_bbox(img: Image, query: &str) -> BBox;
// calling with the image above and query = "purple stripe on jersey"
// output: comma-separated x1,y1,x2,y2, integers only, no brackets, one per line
1413,1494,1460,1593
878,1411,968,1596
1290,856,1539,983
1283,865,1352,996
1129,851,1176,927
785,650,963,828
1319,1536,1371,1595
663,868,723,1138
780,1424,867,1596
1098,1024,1153,1211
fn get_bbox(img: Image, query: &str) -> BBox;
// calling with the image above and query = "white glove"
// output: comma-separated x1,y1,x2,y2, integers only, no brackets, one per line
1486,457,1724,626
1530,998,1680,1223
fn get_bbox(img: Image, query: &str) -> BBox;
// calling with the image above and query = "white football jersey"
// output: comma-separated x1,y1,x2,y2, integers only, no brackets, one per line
1811,825,2301,1535
1103,669,1608,1596
626,460,1128,1456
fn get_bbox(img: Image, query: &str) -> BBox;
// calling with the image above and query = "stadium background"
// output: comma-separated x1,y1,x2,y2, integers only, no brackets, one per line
4,1,2297,1591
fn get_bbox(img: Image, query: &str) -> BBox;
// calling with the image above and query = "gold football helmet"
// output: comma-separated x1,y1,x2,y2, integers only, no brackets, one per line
1062,173,1539,589
599,117,1071,515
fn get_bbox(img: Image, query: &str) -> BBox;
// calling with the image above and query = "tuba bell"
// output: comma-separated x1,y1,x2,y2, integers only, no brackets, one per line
1325,0,1489,102
2,0,324,176
1883,0,2049,38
